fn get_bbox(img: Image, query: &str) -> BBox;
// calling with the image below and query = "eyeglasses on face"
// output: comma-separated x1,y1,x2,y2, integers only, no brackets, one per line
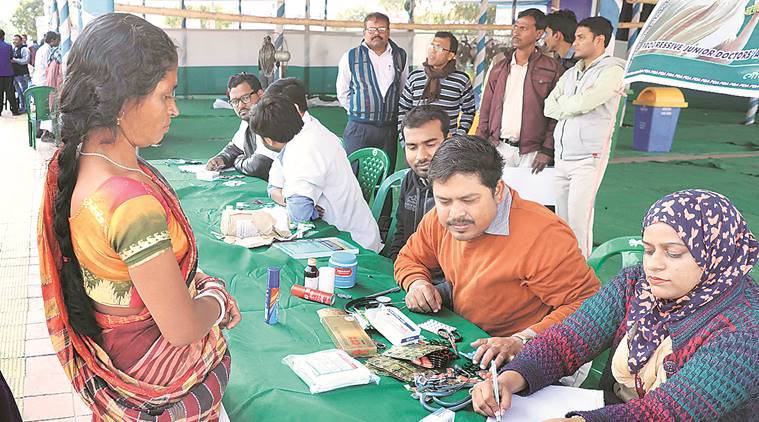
230,91,257,107
365,27,388,34
428,44,452,53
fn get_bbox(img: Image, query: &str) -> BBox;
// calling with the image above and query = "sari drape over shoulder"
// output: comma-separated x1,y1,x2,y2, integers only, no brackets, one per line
38,151,230,421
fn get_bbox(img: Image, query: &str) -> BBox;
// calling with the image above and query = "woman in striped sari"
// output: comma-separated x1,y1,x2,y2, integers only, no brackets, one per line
37,13,240,421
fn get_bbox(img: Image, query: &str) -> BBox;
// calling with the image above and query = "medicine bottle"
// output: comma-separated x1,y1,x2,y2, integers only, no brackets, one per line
304,258,320,289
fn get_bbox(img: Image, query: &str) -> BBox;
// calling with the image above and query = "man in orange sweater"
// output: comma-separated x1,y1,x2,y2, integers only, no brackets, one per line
394,135,599,369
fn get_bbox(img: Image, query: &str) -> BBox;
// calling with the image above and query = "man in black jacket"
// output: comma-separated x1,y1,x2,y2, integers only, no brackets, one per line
389,105,453,306
206,72,278,179
388,105,450,260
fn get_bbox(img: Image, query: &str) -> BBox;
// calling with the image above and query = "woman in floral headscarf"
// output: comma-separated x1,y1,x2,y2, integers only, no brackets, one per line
472,189,758,421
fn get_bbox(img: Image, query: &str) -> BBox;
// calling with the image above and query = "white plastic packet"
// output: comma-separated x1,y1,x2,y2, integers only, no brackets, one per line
419,408,456,422
281,349,380,394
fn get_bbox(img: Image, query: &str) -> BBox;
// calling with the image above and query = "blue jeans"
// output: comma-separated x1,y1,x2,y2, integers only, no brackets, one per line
13,74,30,112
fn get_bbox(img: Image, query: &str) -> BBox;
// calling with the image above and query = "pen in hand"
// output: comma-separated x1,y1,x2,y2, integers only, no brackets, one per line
490,360,502,422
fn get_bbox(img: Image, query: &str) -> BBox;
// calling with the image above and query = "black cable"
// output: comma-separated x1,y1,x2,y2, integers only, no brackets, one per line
343,286,402,313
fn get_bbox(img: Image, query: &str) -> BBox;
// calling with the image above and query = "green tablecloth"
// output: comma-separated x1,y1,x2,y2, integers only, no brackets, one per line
151,162,489,421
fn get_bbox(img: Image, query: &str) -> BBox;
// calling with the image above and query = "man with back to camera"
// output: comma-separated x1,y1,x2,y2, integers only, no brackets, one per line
252,94,382,252
31,31,59,87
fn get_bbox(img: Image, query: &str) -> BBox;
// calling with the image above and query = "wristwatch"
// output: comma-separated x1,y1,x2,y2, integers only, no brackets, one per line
511,333,531,345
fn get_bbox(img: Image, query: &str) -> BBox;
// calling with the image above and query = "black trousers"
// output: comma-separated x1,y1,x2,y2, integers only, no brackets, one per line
0,76,19,114
342,120,398,173
0,371,21,422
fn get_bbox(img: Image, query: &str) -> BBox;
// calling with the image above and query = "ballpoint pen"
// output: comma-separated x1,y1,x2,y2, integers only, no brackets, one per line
490,360,502,422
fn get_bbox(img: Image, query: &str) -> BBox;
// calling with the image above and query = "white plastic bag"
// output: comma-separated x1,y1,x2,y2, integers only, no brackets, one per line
282,349,380,394
419,408,456,422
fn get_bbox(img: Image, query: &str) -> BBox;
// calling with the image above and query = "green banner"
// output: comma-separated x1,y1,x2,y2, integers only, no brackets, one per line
624,0,759,97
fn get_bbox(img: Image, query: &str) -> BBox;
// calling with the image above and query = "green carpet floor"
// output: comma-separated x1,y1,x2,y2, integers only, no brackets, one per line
596,96,758,280
140,102,351,160
140,98,758,279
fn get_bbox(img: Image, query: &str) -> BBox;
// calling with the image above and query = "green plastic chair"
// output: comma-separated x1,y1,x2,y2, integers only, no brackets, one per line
580,235,644,390
348,147,391,206
370,169,409,253
24,86,55,149
587,235,644,279
371,168,409,220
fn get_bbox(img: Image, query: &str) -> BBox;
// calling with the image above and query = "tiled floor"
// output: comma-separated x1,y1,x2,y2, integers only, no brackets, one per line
0,114,92,421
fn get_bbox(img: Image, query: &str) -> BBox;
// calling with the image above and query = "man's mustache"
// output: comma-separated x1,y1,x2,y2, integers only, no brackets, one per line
447,219,474,226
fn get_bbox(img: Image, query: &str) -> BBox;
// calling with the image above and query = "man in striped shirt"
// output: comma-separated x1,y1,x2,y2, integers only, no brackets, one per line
397,32,476,137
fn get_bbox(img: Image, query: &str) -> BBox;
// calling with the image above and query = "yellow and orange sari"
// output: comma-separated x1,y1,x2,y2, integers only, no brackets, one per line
38,151,230,421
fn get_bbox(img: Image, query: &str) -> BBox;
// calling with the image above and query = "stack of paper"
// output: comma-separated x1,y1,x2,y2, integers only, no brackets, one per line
486,385,604,421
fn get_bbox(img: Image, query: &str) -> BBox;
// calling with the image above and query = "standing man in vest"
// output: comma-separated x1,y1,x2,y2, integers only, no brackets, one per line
11,35,31,114
475,9,563,175
336,12,408,169
545,17,625,257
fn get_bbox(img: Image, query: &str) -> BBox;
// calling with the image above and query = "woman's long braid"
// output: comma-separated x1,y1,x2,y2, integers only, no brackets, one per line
48,12,178,339
52,134,101,338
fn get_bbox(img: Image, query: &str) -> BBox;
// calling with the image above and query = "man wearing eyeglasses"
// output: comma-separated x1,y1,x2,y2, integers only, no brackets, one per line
397,31,476,137
206,72,279,179
476,8,563,175
336,12,409,170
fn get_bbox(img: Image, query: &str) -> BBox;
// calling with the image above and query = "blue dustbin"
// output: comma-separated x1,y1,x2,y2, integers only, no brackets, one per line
632,87,688,152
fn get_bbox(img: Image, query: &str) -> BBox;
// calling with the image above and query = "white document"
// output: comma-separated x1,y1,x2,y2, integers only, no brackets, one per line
486,385,604,421
501,167,557,206
177,164,234,174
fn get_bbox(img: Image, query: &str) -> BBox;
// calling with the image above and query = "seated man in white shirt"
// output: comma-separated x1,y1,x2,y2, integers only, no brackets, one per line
205,72,278,179
252,91,382,252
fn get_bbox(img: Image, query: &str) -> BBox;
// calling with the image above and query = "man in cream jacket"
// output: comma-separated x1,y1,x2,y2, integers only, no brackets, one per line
545,16,625,257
